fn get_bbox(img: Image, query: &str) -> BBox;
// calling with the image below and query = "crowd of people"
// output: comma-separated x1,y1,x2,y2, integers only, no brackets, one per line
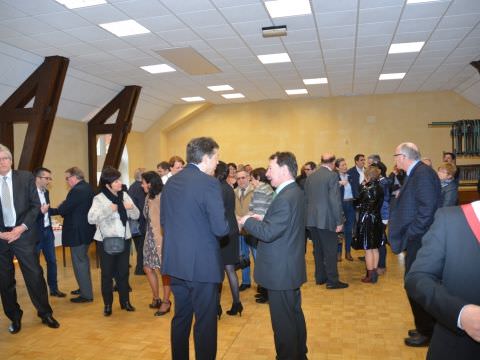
0,138,479,359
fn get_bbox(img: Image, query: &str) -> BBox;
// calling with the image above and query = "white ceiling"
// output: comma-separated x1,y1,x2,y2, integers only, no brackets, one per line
0,0,480,131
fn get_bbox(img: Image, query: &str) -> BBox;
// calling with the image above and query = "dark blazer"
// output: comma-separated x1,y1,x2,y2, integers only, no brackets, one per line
440,181,458,208
127,180,146,235
244,182,306,290
219,180,239,265
405,206,480,359
160,164,229,283
388,161,441,254
347,166,362,199
50,180,95,247
0,170,40,241
305,166,343,231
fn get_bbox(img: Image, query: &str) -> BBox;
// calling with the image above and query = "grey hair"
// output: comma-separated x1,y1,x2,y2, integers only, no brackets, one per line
367,154,381,163
134,167,145,181
398,142,421,160
0,144,13,160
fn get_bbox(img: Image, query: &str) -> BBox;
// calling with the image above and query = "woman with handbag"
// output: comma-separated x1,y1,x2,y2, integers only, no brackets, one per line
140,171,172,316
88,167,140,316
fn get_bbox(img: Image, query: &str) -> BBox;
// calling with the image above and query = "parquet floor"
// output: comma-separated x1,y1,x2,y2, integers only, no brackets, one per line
0,242,427,359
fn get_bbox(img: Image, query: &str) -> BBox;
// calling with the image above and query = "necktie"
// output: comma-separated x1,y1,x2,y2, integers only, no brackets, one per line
240,188,245,200
1,176,14,226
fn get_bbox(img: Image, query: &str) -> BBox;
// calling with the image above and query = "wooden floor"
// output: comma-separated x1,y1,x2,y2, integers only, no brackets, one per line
0,242,427,359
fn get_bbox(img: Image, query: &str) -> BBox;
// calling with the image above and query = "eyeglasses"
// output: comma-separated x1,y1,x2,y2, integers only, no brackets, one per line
0,157,11,162
304,168,312,171
65,175,73,181
236,176,247,180
39,176,53,181
393,153,405,157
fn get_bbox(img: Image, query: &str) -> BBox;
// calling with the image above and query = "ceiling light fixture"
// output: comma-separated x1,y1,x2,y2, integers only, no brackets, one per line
379,73,406,80
406,0,445,4
303,78,328,85
181,96,205,102
99,20,150,37
222,93,245,99
285,89,308,95
265,0,312,18
140,64,176,74
262,25,287,38
258,52,291,64
389,42,425,54
55,0,106,9
207,85,234,92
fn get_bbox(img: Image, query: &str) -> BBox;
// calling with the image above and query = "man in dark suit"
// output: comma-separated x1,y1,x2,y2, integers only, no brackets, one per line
389,142,441,347
239,151,308,360
50,167,95,303
405,203,480,359
346,153,365,200
305,153,348,289
161,137,229,360
0,144,59,334
127,167,146,275
34,167,66,297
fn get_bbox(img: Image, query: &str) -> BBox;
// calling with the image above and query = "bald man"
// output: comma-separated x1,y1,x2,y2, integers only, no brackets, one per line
305,153,348,289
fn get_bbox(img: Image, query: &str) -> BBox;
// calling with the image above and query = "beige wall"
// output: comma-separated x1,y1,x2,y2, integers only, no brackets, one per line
150,91,480,171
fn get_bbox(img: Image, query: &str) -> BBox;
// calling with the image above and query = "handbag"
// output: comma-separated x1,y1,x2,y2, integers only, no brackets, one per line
129,218,141,237
101,227,126,255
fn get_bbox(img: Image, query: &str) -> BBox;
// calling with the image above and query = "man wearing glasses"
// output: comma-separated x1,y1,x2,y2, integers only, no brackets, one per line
34,167,66,298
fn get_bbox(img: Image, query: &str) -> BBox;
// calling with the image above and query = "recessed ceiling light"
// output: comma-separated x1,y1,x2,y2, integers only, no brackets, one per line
181,96,205,102
99,20,150,37
379,73,406,80
55,0,106,9
389,42,425,54
406,0,445,4
140,64,176,74
303,78,328,85
265,0,312,18
258,52,291,64
285,89,308,95
222,93,245,99
207,85,234,92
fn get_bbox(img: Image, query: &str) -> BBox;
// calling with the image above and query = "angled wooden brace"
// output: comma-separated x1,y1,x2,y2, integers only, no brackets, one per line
87,85,141,187
0,56,69,170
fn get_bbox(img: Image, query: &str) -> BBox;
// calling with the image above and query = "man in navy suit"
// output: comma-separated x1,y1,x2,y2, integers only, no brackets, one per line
34,167,66,297
0,144,59,334
389,142,441,347
240,151,308,359
346,153,365,200
406,202,480,359
161,137,229,360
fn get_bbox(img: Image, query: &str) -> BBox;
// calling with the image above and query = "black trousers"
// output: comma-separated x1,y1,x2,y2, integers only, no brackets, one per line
309,227,339,284
132,235,144,274
268,288,308,360
0,234,52,320
170,277,218,360
98,240,131,306
405,239,435,337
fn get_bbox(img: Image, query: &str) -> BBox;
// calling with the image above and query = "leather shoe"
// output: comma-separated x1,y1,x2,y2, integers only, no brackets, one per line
326,281,349,289
120,301,136,312
70,296,93,303
255,296,268,304
50,290,66,298
316,281,326,285
8,319,22,334
104,305,112,316
408,329,419,337
41,315,60,329
404,334,430,347
70,289,80,295
239,284,251,291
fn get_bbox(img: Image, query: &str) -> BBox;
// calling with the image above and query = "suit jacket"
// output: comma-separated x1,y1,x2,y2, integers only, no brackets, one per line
304,166,343,231
405,206,480,359
346,166,362,199
388,161,441,254
127,180,146,235
50,180,95,247
244,182,306,290
160,164,229,283
0,170,40,243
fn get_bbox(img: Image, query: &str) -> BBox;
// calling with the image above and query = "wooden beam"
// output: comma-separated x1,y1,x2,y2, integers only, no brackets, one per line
0,56,69,170
87,86,141,188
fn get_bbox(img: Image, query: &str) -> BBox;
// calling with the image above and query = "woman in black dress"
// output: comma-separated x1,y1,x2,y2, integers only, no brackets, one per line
353,166,384,284
215,161,242,317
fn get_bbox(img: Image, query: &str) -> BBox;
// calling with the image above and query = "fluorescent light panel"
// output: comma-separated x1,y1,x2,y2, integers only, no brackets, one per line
222,93,245,99
181,97,205,102
285,89,308,95
265,0,312,18
207,85,233,92
140,64,175,74
258,52,291,64
303,78,328,85
379,73,406,80
389,42,425,54
55,0,106,9
99,20,150,37
407,0,444,4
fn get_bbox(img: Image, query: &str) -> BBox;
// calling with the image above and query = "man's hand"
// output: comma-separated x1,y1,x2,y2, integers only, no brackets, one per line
460,304,480,342
111,204,118,212
336,224,343,233
4,226,27,243
123,201,134,210
41,204,50,214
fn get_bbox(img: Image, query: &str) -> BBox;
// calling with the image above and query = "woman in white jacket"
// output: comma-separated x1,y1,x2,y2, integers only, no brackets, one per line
88,167,140,316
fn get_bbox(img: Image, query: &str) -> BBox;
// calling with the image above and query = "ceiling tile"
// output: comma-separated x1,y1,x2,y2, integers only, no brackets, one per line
73,4,128,23
282,29,318,44
219,4,270,23
359,0,405,9
358,21,396,37
285,41,320,53
31,31,83,47
195,25,237,40
1,17,57,36
447,0,480,16
178,9,227,28
397,18,439,33
357,34,392,47
159,0,215,13
321,37,355,50
312,0,358,13
315,11,357,28
2,0,65,15
438,13,480,29
0,2,26,21
65,26,116,42
393,31,430,43
113,0,170,18
402,1,450,20
359,6,402,24
317,24,356,40
34,11,92,30
430,27,472,41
